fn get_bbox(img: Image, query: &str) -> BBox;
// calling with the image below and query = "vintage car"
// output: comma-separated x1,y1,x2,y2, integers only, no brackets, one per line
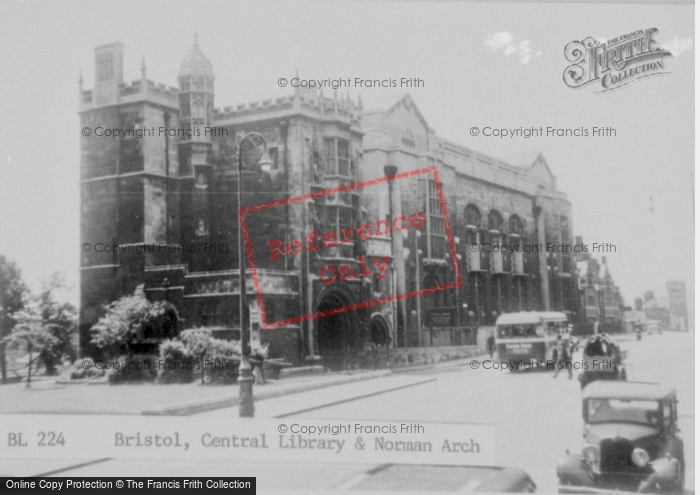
557,381,685,494
336,463,537,492
578,333,626,390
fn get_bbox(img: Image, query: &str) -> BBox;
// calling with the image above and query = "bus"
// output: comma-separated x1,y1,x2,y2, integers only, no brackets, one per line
494,311,569,369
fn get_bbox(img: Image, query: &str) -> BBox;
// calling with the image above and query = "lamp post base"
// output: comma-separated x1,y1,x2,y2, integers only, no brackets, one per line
304,354,322,365
238,360,255,417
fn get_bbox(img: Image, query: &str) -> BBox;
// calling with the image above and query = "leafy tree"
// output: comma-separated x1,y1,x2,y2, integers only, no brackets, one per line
643,290,655,302
5,273,77,383
5,320,57,388
0,255,26,384
33,274,77,374
90,295,178,359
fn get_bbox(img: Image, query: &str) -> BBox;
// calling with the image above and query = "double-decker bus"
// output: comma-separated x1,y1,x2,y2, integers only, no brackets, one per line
495,311,569,369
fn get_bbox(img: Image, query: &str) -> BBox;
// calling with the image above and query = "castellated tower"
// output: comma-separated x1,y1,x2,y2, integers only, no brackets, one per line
177,35,216,271
78,42,180,356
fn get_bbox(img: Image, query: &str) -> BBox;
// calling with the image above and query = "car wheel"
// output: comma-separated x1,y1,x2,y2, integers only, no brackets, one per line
523,481,536,493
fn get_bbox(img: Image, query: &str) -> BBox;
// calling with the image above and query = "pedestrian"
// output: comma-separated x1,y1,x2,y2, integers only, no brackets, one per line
553,334,573,379
247,344,267,385
487,332,496,359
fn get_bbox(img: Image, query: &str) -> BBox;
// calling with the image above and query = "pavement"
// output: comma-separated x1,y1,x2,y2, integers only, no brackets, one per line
0,338,635,416
0,353,488,416
0,331,692,494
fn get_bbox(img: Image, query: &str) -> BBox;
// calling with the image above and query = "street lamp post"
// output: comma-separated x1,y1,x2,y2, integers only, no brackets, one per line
415,230,422,347
237,132,273,418
383,165,405,348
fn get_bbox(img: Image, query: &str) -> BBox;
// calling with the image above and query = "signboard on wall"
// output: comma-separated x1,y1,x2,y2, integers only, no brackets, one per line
427,308,455,328
366,238,392,258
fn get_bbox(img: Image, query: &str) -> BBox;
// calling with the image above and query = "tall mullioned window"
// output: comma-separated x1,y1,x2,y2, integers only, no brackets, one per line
560,215,571,273
560,215,570,242
320,205,354,258
509,214,524,275
324,138,351,177
488,210,504,273
465,204,482,271
426,179,445,259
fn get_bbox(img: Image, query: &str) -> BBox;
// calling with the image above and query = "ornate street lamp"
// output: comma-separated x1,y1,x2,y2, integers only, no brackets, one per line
383,165,405,348
237,132,272,418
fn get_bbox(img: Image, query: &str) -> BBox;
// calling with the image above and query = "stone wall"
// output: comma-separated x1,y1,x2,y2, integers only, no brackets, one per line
388,325,495,367
389,344,482,367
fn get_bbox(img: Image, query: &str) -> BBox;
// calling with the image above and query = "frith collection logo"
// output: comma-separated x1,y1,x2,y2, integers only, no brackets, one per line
563,28,672,93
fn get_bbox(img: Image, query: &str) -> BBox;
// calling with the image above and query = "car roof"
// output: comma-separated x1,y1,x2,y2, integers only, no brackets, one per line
496,311,568,325
583,381,676,400
584,333,619,346
344,464,534,492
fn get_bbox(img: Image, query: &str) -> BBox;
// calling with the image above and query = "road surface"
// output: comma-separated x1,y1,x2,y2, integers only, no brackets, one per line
2,331,693,493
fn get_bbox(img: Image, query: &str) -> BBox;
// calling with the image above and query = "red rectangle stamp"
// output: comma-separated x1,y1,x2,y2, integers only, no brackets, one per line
240,166,460,329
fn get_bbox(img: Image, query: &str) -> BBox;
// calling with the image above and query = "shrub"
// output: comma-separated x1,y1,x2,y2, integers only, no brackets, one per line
179,328,214,357
68,359,105,380
204,355,240,385
108,354,158,383
210,339,239,357
173,328,270,385
90,296,178,359
157,340,196,384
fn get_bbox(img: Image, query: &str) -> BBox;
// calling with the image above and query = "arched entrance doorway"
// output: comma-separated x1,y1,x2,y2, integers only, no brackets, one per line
369,313,391,347
316,289,359,370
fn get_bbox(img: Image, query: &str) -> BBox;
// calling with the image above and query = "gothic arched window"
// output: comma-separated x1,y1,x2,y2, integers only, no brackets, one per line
193,99,205,120
465,204,481,227
509,214,523,236
488,210,503,232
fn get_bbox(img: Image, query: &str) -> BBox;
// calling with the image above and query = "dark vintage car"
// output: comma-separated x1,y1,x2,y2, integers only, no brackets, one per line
579,333,627,390
336,463,537,492
557,381,684,494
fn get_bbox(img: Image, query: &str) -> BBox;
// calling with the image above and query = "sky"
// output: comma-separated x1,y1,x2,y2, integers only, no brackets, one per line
0,1,694,309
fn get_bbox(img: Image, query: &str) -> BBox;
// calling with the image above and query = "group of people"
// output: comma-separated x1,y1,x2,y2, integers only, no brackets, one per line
552,333,575,379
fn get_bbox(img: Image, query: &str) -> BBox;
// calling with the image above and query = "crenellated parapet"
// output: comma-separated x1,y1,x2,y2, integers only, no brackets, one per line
213,93,361,128
80,79,179,110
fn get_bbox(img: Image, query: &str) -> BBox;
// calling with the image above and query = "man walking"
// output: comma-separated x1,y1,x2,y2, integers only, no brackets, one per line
553,334,573,379
487,332,496,359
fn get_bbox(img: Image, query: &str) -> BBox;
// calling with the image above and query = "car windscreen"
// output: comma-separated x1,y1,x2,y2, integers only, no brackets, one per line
586,399,661,426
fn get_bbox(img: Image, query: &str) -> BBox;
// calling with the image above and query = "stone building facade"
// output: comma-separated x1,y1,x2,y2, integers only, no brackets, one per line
362,95,579,347
575,244,624,331
79,40,581,366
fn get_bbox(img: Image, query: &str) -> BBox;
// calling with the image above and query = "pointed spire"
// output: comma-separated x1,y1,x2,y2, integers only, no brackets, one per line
78,68,83,89
141,55,147,80
358,92,363,109
179,33,214,78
